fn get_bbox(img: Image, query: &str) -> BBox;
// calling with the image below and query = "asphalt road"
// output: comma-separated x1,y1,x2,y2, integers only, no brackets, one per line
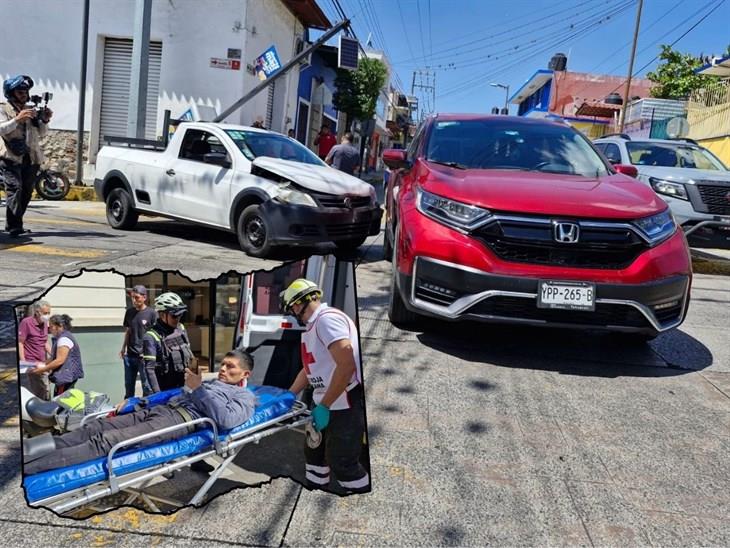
0,199,728,545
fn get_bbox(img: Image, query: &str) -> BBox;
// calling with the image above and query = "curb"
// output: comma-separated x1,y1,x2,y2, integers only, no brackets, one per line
691,249,730,276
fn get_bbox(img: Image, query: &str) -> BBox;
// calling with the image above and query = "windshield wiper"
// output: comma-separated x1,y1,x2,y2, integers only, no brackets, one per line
427,159,467,169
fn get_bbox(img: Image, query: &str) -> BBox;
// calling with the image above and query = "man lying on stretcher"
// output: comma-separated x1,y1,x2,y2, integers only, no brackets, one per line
24,350,256,475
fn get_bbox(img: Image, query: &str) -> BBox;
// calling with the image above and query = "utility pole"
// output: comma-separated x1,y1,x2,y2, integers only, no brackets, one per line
412,69,436,121
127,0,152,139
619,0,643,132
75,0,90,184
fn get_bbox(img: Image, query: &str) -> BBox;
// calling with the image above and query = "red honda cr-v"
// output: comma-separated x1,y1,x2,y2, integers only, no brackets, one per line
382,114,692,340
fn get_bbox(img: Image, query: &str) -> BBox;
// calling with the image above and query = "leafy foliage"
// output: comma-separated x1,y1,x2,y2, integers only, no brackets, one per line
647,44,728,99
333,57,388,128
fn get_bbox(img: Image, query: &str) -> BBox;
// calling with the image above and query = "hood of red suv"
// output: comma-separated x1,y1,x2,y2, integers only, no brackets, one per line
420,161,668,220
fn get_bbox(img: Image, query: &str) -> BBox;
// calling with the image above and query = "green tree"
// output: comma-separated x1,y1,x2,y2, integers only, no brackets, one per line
647,44,727,99
333,57,388,130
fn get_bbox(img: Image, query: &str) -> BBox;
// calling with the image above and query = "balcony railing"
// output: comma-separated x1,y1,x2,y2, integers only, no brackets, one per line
687,79,730,140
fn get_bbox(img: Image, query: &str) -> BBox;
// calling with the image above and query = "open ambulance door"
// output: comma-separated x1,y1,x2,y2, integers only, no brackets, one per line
234,255,356,389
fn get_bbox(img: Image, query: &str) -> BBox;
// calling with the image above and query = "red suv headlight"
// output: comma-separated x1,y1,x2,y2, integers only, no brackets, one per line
416,187,491,231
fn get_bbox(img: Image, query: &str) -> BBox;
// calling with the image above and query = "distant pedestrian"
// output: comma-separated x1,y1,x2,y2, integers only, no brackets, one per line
325,132,361,176
18,300,52,400
252,117,265,129
120,285,156,398
287,128,295,138
314,124,337,161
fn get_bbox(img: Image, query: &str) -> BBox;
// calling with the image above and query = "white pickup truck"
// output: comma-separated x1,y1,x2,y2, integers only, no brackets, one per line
94,122,382,257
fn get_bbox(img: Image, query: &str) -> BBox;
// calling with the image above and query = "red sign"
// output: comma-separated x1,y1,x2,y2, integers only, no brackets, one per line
210,58,241,70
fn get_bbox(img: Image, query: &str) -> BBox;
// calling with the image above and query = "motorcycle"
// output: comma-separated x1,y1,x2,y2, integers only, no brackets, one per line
35,168,71,200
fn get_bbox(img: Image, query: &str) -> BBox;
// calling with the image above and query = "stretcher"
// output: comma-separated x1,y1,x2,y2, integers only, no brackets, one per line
23,385,310,515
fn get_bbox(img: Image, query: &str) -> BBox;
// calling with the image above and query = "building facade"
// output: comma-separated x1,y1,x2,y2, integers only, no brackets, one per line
510,55,653,138
0,0,329,177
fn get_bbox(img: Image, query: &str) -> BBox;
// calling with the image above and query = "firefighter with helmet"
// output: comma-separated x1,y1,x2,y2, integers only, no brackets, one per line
282,278,370,493
142,292,195,393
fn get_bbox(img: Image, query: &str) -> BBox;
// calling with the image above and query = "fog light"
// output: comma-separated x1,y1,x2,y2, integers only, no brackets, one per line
422,282,456,297
654,300,679,310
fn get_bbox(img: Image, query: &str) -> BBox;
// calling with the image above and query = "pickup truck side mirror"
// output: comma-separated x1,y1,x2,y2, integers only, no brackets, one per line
204,152,231,169
382,149,411,170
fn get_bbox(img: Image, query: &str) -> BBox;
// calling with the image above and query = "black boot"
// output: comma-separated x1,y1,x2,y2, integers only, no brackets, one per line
23,432,57,463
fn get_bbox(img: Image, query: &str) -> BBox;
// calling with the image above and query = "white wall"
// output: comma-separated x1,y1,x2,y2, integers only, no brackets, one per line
0,0,303,156
42,271,127,328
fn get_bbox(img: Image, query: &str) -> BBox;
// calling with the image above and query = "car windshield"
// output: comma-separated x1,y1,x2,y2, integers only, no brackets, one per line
225,130,325,166
424,119,609,177
626,142,727,171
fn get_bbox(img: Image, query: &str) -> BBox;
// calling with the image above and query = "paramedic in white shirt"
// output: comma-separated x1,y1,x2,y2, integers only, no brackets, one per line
282,279,370,494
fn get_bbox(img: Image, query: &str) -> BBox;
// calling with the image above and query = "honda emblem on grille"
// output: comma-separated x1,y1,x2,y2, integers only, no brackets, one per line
553,221,580,243
343,197,353,209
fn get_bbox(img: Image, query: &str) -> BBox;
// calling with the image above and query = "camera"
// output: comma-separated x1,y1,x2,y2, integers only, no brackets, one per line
25,91,53,127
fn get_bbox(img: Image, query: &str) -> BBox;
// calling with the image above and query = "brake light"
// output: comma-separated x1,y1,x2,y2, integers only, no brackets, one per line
281,322,293,328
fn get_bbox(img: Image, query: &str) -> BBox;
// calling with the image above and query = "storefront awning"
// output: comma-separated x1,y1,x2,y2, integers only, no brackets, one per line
282,0,331,30
574,102,621,118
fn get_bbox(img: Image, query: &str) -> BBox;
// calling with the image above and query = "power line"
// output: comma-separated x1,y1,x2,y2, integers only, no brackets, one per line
415,0,428,65
603,0,728,97
437,5,634,100
393,0,605,65
436,2,635,97
396,1,417,62
427,0,635,72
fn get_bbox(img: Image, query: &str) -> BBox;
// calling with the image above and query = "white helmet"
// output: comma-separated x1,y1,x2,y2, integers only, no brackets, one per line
154,292,187,316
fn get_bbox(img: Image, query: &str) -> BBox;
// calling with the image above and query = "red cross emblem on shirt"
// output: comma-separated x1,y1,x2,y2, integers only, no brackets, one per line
301,342,315,374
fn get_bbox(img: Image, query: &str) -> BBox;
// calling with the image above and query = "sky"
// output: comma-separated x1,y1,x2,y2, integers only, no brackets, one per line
315,0,730,116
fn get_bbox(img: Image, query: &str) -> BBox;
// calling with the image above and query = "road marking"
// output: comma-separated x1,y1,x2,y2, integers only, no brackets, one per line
24,217,99,226
0,243,107,258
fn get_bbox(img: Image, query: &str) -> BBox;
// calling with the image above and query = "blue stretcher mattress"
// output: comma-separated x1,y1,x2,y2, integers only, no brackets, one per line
24,385,295,503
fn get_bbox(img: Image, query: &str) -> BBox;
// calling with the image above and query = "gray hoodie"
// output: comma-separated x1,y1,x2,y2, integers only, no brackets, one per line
171,380,256,431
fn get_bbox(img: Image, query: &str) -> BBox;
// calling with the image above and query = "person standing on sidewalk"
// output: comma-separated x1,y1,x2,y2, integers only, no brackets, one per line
325,132,361,176
314,124,337,161
30,314,84,397
120,285,156,398
18,300,52,400
281,279,370,494
0,75,53,238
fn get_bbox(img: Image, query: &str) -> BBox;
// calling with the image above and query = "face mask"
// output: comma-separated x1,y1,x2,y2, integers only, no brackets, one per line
40,314,50,323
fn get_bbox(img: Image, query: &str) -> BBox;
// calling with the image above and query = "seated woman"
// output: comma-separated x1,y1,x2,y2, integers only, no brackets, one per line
29,314,84,397
23,350,256,475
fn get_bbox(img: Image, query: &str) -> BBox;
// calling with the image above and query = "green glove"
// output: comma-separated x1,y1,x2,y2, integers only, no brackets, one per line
312,403,330,432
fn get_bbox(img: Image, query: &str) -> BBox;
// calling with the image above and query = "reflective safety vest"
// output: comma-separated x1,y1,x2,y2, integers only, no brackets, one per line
145,323,193,375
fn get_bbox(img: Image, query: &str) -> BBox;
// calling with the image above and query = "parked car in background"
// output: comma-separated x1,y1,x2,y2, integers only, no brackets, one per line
94,123,382,257
382,115,692,342
594,134,730,249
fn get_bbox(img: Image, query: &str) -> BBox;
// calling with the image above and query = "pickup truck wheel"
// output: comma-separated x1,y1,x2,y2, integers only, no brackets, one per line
106,188,138,230
238,204,273,257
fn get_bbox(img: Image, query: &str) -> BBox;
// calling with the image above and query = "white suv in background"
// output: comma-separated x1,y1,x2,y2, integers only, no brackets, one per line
594,134,730,248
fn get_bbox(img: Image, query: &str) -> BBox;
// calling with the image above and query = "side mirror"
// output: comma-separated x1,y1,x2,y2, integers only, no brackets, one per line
382,149,411,170
613,164,638,178
204,152,231,169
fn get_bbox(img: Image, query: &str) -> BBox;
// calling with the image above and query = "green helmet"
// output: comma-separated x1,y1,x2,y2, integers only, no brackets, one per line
280,279,322,314
154,292,187,316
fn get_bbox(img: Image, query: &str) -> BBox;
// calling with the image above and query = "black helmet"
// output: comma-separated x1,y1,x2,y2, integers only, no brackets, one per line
3,75,34,99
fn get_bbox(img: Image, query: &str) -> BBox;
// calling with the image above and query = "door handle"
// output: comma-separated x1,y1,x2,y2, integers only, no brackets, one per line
166,169,175,176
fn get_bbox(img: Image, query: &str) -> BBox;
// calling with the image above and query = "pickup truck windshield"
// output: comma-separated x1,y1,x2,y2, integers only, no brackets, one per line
626,142,728,171
225,130,325,166
425,120,609,177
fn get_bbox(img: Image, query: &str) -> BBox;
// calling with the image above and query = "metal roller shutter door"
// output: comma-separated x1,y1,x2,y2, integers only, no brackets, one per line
99,38,162,141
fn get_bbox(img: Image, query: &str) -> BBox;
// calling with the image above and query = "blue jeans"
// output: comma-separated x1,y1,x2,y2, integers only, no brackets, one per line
124,354,152,398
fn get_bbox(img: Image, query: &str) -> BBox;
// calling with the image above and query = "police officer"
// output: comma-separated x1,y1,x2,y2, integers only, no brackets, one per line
0,75,53,237
282,279,370,494
142,292,194,393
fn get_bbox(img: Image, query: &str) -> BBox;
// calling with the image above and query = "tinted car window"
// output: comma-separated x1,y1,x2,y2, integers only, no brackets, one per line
425,119,609,177
225,130,326,166
627,142,727,170
603,143,622,163
179,129,229,162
